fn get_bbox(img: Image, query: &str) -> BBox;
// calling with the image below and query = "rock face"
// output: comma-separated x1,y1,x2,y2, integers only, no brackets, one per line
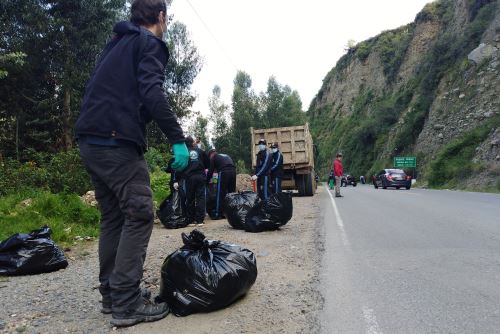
80,191,98,207
468,43,499,64
308,0,500,189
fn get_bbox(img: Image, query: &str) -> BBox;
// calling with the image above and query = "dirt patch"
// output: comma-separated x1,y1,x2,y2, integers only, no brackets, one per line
0,196,322,334
236,174,253,192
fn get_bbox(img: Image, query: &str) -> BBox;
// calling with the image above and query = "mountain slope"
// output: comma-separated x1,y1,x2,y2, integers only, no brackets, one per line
308,0,499,190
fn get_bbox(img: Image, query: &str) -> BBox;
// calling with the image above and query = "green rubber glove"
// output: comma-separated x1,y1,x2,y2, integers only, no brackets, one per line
171,142,189,171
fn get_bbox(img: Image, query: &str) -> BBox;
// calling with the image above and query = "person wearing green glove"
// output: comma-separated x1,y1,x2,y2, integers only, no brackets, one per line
75,0,188,327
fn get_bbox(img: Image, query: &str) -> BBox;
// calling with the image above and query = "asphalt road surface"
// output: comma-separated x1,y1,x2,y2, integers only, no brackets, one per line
319,184,500,334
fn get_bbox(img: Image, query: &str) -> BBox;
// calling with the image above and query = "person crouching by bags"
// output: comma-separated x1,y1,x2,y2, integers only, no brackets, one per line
183,136,210,226
251,138,272,200
207,149,236,220
270,142,283,194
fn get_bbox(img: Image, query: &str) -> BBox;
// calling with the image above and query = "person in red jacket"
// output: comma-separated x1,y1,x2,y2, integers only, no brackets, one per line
333,153,344,197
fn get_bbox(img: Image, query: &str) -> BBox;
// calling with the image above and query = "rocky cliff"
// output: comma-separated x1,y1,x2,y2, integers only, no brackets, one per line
308,0,499,190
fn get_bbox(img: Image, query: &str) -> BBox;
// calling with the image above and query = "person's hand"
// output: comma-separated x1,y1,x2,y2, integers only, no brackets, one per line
173,182,179,190
172,142,189,171
251,175,258,181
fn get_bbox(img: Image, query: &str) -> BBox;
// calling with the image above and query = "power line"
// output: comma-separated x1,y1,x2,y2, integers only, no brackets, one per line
185,0,238,71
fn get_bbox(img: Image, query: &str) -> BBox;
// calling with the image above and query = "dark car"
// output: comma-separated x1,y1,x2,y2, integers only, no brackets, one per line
341,173,357,187
373,169,411,190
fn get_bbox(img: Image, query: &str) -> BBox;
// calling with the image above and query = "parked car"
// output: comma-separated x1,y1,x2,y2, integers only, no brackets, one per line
341,173,357,187
373,169,411,190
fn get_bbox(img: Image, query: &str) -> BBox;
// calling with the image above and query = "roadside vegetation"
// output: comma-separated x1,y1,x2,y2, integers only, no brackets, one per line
428,116,500,191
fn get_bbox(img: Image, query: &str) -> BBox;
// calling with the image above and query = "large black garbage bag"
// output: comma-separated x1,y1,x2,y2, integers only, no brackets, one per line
158,190,188,229
245,192,293,232
0,226,68,275
222,191,261,229
158,230,257,316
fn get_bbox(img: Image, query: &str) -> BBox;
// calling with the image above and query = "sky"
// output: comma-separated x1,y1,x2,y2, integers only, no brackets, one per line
169,0,435,117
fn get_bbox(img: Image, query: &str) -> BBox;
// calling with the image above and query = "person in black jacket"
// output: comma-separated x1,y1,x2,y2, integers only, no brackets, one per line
207,149,236,219
183,137,209,226
252,138,272,200
75,0,187,327
270,142,284,194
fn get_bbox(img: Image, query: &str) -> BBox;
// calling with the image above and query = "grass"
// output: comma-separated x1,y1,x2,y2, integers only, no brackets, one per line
0,168,173,247
0,191,100,247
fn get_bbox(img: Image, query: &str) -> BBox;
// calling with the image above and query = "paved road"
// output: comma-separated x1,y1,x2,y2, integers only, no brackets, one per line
319,184,500,334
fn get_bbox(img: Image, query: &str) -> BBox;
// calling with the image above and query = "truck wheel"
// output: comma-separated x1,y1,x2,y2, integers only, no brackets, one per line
296,175,306,196
304,173,314,196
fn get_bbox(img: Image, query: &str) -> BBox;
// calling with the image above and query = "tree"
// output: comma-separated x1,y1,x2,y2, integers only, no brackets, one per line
188,114,209,149
228,71,260,168
261,76,305,128
0,0,126,156
164,21,203,119
147,20,203,147
208,85,230,152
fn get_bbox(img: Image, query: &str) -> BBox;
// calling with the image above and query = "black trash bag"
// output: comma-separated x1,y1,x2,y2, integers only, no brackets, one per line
0,226,68,275
158,190,188,229
245,192,293,233
158,230,257,316
222,191,261,229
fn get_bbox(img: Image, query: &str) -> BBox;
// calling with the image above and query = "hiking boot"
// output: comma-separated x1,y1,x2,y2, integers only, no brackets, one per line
110,300,169,327
335,194,343,198
101,288,152,314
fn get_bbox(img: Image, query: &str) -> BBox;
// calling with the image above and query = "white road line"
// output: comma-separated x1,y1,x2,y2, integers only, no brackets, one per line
324,185,350,247
362,306,383,334
324,185,383,334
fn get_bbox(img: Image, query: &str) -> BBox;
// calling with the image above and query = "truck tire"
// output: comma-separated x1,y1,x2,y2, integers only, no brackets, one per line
296,175,306,196
304,173,314,196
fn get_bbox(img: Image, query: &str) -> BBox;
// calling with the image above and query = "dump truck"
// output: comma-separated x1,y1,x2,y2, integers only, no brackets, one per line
251,123,317,196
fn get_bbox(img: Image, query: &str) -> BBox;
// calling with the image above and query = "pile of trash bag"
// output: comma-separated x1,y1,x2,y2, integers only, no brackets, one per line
245,192,293,232
222,191,261,230
0,226,68,275
158,230,257,316
157,190,188,229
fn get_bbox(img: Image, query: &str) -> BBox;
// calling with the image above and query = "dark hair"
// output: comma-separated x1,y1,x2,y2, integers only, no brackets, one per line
131,0,167,26
185,136,194,147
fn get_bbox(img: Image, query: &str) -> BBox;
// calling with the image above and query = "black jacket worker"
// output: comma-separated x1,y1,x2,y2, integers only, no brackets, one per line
183,136,209,226
74,0,188,327
270,142,284,194
207,149,236,219
252,138,272,200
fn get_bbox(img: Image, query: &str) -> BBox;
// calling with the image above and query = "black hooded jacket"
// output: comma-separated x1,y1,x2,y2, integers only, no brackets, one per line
75,21,184,149
207,153,235,180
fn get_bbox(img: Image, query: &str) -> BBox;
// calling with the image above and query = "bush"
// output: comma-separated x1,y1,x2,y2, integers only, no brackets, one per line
150,169,170,204
0,191,100,246
428,117,500,187
0,149,91,196
144,147,172,171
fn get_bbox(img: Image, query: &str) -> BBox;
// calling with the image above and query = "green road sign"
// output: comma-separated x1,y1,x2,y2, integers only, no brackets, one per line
394,156,416,168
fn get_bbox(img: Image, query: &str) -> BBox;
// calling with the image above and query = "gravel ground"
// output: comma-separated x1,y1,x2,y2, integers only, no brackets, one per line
0,195,322,334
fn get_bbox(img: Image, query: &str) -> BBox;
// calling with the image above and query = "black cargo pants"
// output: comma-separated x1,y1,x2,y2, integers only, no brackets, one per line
78,143,153,312
183,174,206,224
214,168,236,218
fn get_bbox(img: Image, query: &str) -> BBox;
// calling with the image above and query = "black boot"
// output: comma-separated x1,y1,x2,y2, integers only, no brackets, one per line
101,288,151,314
110,299,169,327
